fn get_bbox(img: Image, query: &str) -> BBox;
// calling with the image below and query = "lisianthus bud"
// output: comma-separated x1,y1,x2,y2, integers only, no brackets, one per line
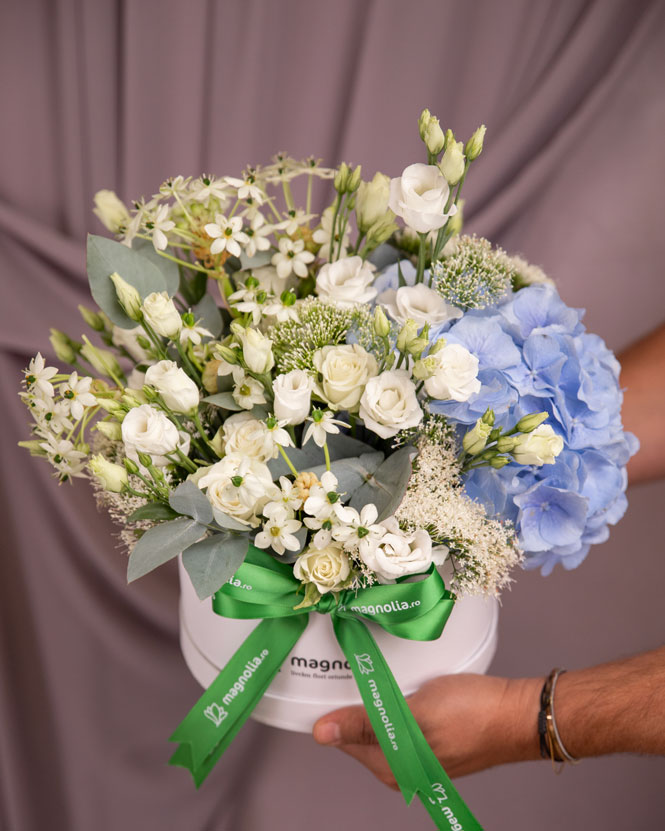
463,418,493,455
142,291,182,338
365,214,398,246
481,408,495,426
406,335,429,359
93,190,130,234
78,305,106,331
515,411,549,433
412,356,437,380
439,132,466,186
334,162,350,193
236,327,274,374
428,337,447,356
123,457,139,475
496,435,519,454
465,125,486,161
95,420,123,441
490,456,511,469
109,272,142,321
373,306,391,338
89,454,128,492
446,199,464,237
81,336,123,379
215,344,240,365
396,319,419,352
418,109,432,141
49,329,79,364
424,117,445,156
510,425,564,466
347,164,362,193
96,398,127,419
356,172,391,233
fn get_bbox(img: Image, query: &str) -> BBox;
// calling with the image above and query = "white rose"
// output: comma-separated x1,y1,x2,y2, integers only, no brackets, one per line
294,543,350,594
145,360,200,414
379,283,463,328
121,403,190,466
198,453,277,526
315,256,377,307
236,326,274,374
356,173,391,233
388,163,457,234
273,370,313,425
313,344,379,412
142,292,182,338
511,425,564,466
423,343,481,402
93,190,130,233
111,325,150,363
359,369,423,439
360,518,433,582
221,412,275,462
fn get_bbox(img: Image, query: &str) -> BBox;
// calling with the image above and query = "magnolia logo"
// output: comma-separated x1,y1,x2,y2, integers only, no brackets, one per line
203,702,228,728
355,653,374,675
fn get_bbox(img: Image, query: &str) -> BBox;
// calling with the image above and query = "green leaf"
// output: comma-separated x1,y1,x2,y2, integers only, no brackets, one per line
192,293,223,338
131,238,180,292
127,517,204,582
202,392,243,411
305,452,384,501
349,445,417,520
180,270,208,306
86,234,178,328
169,481,213,525
326,432,379,461
127,502,180,522
267,443,325,479
212,507,249,532
182,533,249,599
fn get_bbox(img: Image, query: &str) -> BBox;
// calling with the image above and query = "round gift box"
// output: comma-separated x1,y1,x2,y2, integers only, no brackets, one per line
178,557,499,733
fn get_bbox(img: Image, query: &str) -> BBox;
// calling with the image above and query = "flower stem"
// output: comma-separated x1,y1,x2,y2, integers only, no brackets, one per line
323,441,331,472
415,233,428,284
278,445,299,477
328,193,343,263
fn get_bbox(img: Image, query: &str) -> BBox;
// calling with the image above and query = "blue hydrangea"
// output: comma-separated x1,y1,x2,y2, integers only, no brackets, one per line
430,284,638,574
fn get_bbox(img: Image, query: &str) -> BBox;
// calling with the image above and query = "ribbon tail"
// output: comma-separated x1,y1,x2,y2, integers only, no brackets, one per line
169,615,308,787
332,615,483,831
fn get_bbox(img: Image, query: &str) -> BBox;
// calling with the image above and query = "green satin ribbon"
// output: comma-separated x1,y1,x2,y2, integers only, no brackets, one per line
170,545,483,830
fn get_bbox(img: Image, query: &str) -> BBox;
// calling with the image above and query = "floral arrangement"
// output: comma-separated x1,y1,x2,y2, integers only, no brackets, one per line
19,109,635,828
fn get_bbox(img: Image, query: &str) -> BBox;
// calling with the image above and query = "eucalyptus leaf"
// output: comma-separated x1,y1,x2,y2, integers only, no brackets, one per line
182,533,249,599
192,293,223,338
267,442,326,479
127,517,204,582
202,392,243,411
169,481,213,525
305,452,384,501
131,238,180,292
326,432,379,461
212,507,250,532
349,445,417,521
86,234,177,328
368,242,400,271
127,502,180,523
239,250,272,271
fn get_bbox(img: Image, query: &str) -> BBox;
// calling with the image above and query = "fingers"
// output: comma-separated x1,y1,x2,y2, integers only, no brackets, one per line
313,704,379,747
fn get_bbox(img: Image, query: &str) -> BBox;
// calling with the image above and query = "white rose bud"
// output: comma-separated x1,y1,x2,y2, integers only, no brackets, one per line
439,132,466,186
359,369,423,439
144,360,200,414
121,403,189,467
356,173,392,234
294,544,351,594
315,256,377,307
88,454,128,493
423,343,481,402
388,163,457,234
313,344,379,412
510,424,564,466
236,326,274,374
142,292,182,338
273,370,313,425
221,412,275,462
93,190,131,234
360,518,433,582
109,272,142,321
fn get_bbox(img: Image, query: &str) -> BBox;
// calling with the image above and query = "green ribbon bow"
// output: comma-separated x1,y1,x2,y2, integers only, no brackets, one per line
170,545,483,830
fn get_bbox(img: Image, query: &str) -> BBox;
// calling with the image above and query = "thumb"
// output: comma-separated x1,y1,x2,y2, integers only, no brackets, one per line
313,704,378,747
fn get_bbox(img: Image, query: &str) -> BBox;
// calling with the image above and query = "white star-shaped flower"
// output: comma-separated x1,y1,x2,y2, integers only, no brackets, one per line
254,503,302,556
62,372,97,420
23,353,58,399
205,214,249,258
303,410,347,448
271,237,315,279
231,367,266,410
147,204,175,251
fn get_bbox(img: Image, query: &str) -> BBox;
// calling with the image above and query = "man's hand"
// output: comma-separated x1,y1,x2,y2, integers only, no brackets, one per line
312,673,542,788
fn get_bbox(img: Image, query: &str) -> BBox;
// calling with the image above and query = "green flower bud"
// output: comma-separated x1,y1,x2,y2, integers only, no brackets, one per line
396,319,419,352
49,329,79,364
347,164,362,193
481,408,495,426
465,124,486,161
18,440,48,457
245,276,259,290
412,356,438,380
418,109,432,141
136,334,151,350
281,290,297,306
95,398,127,419
490,455,511,469
424,117,445,156
428,337,447,356
89,454,128,493
356,172,392,234
123,388,148,407
78,305,106,331
215,345,240,365
137,451,153,469
80,335,123,380
515,411,549,433
463,418,493,455
334,162,350,193
373,306,391,338
384,351,396,370
439,132,466,186
365,214,398,246
445,199,464,237
406,336,429,360
109,272,142,321
94,420,123,441
123,457,139,475
496,435,519,454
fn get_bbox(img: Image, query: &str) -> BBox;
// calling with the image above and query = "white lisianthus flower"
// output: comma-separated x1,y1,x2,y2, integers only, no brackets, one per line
303,410,348,447
356,173,392,234
271,237,315,279
88,454,128,493
315,256,377,307
221,412,275,463
423,343,481,402
359,370,423,439
294,543,351,594
231,367,267,409
312,206,350,261
148,204,176,251
510,425,564,466
204,214,249,257
313,343,379,412
93,190,131,233
142,292,182,338
388,163,457,234
121,403,189,466
235,326,274,374
254,503,302,556
273,370,313,425
198,453,277,527
144,360,199,414
379,284,463,329
360,517,433,583
111,325,150,363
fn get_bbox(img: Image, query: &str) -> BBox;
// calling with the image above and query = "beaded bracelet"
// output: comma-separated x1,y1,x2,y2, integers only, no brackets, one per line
537,667,581,772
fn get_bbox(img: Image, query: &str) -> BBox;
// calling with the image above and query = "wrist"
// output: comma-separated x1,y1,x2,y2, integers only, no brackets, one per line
495,677,543,764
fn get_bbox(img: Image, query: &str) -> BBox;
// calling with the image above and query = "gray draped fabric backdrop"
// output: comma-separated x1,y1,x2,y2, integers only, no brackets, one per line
2,1,664,829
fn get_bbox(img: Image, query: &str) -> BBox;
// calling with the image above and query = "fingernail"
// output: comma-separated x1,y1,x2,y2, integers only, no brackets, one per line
314,721,341,746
